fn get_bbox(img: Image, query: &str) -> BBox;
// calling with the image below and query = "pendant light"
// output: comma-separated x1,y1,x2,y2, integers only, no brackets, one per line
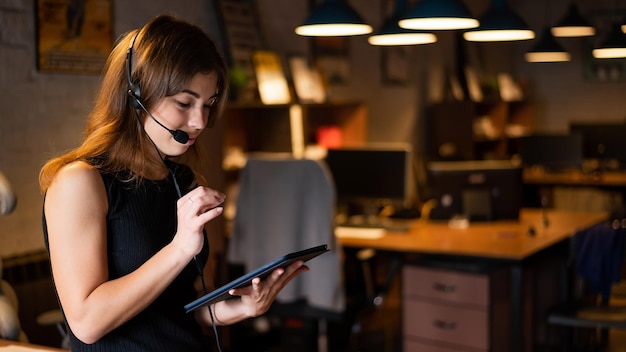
526,1,570,63
551,2,595,37
397,0,479,30
463,0,535,42
525,27,571,62
295,0,372,37
593,22,626,59
368,0,437,46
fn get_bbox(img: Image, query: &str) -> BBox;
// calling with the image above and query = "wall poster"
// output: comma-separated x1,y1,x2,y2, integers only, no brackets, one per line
35,0,113,73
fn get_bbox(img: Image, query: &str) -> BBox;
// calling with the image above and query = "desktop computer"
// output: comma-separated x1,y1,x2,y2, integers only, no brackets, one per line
570,122,626,171
518,133,584,171
324,144,415,228
426,160,523,222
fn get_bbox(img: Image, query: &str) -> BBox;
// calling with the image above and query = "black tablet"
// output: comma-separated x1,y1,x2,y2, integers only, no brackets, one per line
184,244,329,313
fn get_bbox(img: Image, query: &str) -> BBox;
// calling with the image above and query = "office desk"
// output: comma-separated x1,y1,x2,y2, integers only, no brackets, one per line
336,209,608,352
0,339,66,351
522,168,626,208
523,168,626,187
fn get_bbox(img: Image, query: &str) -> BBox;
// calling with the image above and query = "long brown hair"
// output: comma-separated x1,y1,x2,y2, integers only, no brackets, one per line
39,15,229,192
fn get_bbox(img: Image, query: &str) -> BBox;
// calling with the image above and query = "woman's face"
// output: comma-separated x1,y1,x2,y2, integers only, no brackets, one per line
143,71,220,157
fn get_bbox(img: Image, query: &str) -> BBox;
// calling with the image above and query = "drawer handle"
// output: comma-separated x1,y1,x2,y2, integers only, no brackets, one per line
433,282,456,293
433,319,457,330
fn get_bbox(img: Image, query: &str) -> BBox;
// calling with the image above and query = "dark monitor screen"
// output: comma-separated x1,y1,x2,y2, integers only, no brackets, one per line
519,133,583,170
324,145,413,207
570,123,626,166
426,160,523,221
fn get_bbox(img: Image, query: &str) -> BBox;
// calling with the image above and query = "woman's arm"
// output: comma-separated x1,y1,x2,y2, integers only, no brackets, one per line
45,161,223,344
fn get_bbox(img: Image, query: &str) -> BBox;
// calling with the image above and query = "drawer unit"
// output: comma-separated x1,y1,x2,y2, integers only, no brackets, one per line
404,300,488,351
404,339,480,352
403,265,500,352
403,266,489,307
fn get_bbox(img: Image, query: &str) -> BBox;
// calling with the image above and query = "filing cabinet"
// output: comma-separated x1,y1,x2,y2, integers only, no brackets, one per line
402,265,509,351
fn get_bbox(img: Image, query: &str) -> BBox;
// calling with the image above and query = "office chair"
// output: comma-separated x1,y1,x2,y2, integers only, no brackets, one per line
546,221,626,351
36,309,69,349
0,259,28,342
227,156,345,352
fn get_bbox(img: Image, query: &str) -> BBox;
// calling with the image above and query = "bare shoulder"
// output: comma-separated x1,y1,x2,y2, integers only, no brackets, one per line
46,160,106,211
51,160,101,188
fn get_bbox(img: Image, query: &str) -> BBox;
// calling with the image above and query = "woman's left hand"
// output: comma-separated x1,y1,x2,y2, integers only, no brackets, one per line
229,260,309,317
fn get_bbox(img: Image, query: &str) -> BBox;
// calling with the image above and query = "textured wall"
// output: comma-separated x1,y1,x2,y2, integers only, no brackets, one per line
1,0,626,257
0,0,223,257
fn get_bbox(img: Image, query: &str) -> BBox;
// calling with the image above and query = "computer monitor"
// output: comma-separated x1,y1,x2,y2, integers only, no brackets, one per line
570,122,626,170
324,144,414,223
426,160,523,221
518,133,584,171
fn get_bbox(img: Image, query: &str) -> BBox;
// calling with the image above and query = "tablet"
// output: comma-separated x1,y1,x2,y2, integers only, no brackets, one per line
184,244,329,313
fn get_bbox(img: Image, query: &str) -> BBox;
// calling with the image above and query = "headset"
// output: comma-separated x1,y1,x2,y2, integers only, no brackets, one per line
124,30,190,144
125,31,142,110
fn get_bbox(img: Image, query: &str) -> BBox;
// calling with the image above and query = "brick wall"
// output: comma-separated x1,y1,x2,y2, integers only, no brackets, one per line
0,0,222,258
1,0,626,259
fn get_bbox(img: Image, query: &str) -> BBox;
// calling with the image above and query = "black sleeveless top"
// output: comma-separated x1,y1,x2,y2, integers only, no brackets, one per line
42,161,211,352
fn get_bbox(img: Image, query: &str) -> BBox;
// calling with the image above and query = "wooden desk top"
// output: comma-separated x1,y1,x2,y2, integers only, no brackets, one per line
336,209,608,261
523,168,626,187
0,339,67,351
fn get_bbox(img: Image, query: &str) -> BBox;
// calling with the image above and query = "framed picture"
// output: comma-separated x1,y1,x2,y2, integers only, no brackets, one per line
35,0,113,73
288,55,326,103
252,50,291,105
381,46,411,84
312,36,350,85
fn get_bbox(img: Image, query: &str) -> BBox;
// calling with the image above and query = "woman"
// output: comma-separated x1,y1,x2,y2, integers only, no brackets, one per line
39,14,308,351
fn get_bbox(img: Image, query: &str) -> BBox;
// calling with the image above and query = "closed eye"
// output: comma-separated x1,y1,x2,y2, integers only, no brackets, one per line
176,100,191,109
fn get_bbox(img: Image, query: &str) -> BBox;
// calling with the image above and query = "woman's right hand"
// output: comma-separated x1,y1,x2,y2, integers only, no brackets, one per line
172,186,224,257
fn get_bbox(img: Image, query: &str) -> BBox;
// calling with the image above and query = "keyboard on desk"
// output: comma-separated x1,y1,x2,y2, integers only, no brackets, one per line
335,226,386,239
335,221,411,239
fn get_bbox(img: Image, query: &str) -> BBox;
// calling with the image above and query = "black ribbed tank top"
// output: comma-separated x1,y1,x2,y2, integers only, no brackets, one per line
43,162,211,351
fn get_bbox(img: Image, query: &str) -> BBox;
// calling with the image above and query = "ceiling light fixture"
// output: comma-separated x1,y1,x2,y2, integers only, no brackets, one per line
551,2,596,37
295,0,372,37
463,0,535,42
593,22,626,59
368,0,437,46
398,0,478,30
525,27,571,62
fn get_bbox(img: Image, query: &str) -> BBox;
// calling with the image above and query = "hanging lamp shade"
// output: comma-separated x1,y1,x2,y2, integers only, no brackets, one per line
463,0,535,42
551,3,595,37
592,23,626,59
397,0,478,30
368,0,437,46
295,0,372,37
525,27,571,62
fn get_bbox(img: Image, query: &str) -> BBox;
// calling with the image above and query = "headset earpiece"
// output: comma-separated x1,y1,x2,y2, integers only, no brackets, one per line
127,82,142,110
126,30,142,110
